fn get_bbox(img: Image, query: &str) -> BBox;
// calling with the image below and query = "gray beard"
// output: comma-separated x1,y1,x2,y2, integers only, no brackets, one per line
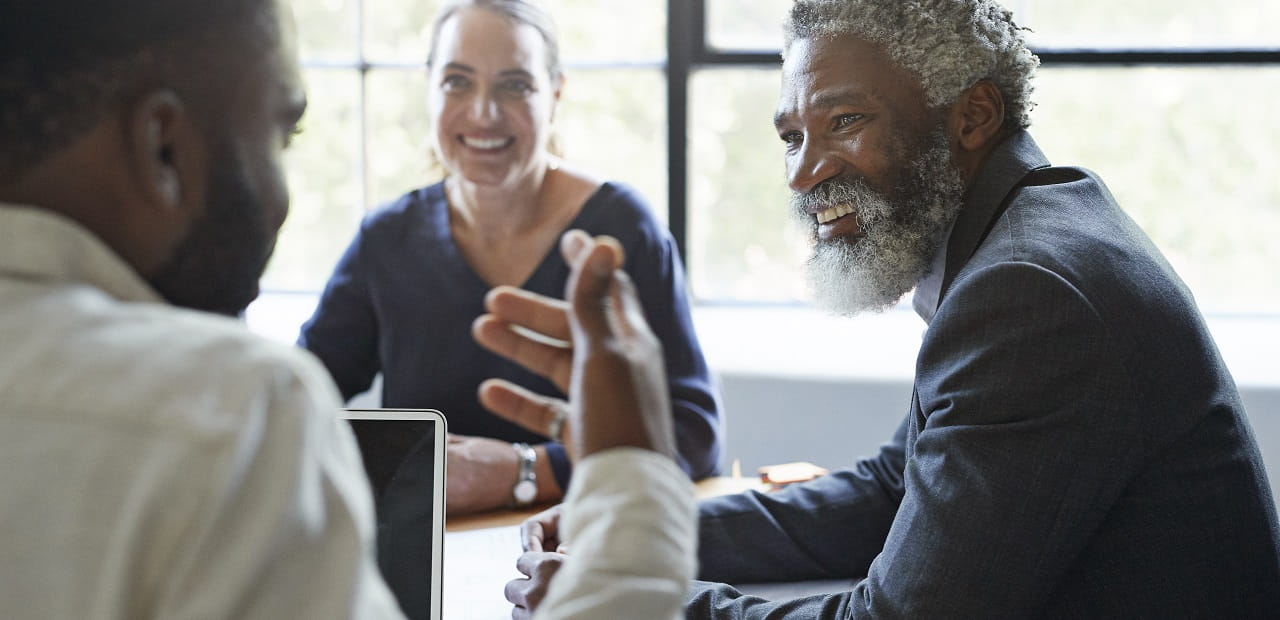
790,129,966,316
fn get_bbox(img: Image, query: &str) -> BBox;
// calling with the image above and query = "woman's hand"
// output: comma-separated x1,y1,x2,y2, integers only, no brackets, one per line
444,434,562,515
443,433,519,515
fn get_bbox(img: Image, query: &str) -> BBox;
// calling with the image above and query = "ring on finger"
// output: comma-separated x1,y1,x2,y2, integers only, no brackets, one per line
546,408,567,442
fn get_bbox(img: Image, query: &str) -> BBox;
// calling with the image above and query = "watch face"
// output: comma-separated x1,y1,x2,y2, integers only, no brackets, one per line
514,479,538,504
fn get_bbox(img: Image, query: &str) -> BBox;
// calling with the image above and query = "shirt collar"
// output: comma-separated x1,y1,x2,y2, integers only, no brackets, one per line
0,203,165,305
910,130,1051,324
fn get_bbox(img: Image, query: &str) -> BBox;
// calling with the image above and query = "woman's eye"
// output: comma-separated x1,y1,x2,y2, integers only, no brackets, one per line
501,79,534,94
441,75,470,90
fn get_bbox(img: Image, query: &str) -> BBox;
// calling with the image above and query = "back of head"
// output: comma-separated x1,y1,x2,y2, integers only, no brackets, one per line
0,0,274,181
784,0,1038,130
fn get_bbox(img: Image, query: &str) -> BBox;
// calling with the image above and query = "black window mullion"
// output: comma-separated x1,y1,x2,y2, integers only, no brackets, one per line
667,0,702,267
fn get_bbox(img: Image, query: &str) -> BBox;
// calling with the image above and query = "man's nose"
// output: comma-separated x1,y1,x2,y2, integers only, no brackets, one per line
787,141,843,195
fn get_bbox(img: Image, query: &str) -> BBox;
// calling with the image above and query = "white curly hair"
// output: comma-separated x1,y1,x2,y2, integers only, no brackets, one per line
783,0,1039,129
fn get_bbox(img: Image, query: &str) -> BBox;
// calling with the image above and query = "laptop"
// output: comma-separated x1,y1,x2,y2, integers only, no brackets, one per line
343,408,447,620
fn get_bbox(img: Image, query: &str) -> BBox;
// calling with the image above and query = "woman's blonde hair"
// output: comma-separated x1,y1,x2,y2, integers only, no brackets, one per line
423,0,565,176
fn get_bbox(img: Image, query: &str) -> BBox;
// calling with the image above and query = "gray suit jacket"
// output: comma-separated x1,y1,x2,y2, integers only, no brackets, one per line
689,132,1280,618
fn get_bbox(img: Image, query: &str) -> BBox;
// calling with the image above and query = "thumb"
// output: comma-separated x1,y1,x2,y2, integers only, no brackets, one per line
567,242,619,341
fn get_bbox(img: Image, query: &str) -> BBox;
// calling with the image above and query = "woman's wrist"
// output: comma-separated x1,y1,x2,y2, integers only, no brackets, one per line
532,444,563,503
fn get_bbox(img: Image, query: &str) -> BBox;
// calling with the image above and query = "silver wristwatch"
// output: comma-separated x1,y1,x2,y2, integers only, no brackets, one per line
511,442,538,506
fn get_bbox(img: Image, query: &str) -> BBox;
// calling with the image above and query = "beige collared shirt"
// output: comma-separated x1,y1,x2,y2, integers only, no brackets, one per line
0,204,402,619
537,448,697,620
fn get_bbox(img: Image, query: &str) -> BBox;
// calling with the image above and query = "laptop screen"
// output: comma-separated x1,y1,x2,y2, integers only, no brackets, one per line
344,409,446,620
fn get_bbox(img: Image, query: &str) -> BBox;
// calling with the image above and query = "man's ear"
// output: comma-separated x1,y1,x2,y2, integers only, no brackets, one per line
950,79,1006,153
125,90,205,214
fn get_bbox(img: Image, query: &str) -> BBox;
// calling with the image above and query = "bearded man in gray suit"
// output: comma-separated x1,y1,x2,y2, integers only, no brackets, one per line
495,0,1280,617
684,0,1280,616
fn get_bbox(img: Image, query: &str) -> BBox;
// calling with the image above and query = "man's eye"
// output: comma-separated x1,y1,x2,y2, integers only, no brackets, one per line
284,124,304,148
834,114,862,129
780,131,802,146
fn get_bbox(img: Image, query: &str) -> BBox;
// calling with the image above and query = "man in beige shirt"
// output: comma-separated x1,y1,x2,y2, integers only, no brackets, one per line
1,0,697,617
0,0,406,617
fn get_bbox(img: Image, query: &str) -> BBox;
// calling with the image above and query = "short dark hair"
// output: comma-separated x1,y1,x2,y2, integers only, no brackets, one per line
0,0,275,180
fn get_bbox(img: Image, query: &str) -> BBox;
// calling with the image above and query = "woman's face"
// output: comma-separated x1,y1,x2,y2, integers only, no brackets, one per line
428,7,560,189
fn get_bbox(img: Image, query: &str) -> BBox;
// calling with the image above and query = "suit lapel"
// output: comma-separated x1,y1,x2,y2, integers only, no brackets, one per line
937,131,1051,306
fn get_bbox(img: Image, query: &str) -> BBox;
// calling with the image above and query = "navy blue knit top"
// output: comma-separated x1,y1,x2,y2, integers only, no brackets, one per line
299,181,723,489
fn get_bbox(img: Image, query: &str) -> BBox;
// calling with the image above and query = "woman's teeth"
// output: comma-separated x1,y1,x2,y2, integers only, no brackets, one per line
463,136,509,150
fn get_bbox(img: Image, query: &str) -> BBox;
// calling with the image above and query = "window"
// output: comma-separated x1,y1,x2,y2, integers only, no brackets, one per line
269,0,668,292
276,0,1280,316
688,0,1280,313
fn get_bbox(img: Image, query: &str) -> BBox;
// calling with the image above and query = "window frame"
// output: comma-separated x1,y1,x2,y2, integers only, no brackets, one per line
298,7,666,229
667,0,1280,301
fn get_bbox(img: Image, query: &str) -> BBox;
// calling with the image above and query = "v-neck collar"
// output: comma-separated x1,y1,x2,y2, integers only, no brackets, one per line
425,181,611,295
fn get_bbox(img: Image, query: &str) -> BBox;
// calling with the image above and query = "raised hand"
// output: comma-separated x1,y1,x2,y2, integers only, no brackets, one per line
472,229,675,460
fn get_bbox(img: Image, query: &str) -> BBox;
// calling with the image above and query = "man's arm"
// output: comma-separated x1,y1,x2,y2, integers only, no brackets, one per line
685,261,1129,618
536,449,697,620
695,417,907,584
624,228,722,480
297,220,381,402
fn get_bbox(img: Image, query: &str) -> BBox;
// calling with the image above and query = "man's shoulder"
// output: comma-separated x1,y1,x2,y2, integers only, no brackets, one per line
0,281,339,437
973,166,1168,288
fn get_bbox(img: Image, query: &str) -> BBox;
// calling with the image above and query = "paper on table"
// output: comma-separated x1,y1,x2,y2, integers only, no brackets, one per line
442,525,523,619
441,523,856,617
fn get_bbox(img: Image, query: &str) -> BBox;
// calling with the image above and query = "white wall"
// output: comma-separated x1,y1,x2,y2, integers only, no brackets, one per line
713,371,1280,507
695,307,1280,508
247,296,1280,507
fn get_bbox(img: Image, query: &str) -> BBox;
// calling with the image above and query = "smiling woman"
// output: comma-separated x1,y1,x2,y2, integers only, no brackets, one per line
292,0,722,542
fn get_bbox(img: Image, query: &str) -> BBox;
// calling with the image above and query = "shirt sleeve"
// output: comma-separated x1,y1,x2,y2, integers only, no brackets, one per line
694,416,908,584
535,448,697,620
622,218,723,480
154,355,404,620
298,218,382,402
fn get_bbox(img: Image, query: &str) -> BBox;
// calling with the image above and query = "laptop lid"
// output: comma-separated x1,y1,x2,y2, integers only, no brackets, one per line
343,408,447,620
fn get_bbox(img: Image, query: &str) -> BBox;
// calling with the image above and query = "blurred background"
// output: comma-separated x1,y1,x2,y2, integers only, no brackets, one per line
251,0,1280,500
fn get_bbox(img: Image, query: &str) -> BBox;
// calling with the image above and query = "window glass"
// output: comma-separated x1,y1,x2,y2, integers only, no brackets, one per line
706,0,1280,51
1015,0,1280,48
280,0,666,293
365,69,434,208
688,68,808,302
365,0,664,64
550,0,666,62
265,70,363,292
706,0,790,51
363,0,440,62
1032,66,1280,313
295,0,359,62
557,68,669,222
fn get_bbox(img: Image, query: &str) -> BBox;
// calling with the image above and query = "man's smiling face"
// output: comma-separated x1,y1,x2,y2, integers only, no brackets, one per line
775,34,967,315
